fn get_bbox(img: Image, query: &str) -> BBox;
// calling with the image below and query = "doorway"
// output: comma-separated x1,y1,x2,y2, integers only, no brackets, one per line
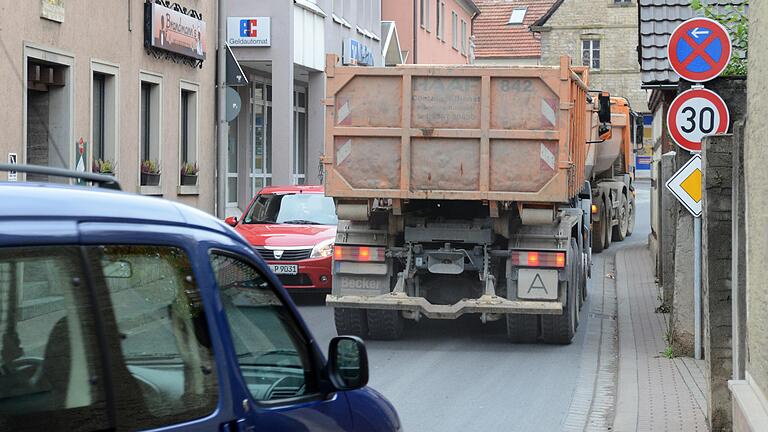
24,47,73,182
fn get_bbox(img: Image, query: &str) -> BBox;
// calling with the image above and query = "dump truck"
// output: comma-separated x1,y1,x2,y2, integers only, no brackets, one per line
587,98,643,253
323,55,612,344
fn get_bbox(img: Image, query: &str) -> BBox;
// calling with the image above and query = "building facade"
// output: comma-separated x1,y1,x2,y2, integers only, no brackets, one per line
383,0,479,64
734,4,768,429
532,0,648,113
225,0,381,218
0,0,217,211
473,0,556,65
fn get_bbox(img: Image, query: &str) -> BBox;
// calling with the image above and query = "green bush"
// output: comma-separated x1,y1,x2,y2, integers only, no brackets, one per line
691,0,748,76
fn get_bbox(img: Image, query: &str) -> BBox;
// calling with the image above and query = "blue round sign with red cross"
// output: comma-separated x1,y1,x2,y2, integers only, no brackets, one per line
667,17,732,83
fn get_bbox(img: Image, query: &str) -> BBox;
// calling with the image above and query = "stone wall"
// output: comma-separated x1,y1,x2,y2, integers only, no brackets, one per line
731,120,747,382
660,151,677,309
536,0,648,112
742,0,768,415
702,133,734,431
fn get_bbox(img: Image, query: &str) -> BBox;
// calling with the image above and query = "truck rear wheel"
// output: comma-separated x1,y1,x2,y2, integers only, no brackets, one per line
542,281,576,344
603,197,613,250
542,239,578,344
613,194,629,242
506,314,539,343
367,309,404,340
592,197,606,253
580,251,588,306
506,282,539,343
626,196,636,237
334,308,368,338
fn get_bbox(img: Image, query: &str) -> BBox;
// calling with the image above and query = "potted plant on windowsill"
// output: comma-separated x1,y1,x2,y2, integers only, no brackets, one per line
92,159,115,176
141,160,161,186
180,162,199,186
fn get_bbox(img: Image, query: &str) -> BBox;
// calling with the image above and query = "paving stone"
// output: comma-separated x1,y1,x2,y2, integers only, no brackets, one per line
613,245,708,431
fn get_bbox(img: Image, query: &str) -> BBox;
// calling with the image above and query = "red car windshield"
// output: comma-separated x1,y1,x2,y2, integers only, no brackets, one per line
242,193,338,225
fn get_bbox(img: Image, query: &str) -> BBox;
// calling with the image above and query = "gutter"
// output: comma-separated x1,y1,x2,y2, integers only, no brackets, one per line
413,0,418,64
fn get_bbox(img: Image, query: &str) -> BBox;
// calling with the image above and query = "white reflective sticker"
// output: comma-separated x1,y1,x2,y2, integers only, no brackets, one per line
337,139,352,165
337,101,351,124
541,99,557,127
540,144,556,171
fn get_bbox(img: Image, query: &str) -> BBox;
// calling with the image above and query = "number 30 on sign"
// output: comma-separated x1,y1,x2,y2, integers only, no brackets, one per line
667,88,730,153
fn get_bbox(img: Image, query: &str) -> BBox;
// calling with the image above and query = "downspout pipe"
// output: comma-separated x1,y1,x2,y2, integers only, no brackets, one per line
413,0,418,63
216,0,228,218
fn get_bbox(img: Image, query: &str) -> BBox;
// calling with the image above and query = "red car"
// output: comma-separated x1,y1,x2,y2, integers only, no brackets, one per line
226,185,337,293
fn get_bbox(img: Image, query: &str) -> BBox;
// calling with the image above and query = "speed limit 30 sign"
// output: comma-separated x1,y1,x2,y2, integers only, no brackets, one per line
667,87,730,153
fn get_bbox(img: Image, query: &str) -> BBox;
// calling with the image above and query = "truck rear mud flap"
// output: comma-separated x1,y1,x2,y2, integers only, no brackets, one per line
325,293,563,320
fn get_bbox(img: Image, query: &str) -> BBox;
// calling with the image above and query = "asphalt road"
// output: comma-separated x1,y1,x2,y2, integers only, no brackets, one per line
295,182,652,432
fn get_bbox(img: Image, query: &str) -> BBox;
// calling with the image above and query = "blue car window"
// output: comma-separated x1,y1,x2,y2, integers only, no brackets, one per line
91,245,218,429
209,252,318,402
0,246,110,432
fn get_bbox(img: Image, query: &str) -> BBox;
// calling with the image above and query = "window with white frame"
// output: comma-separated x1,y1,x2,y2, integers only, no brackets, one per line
91,62,118,175
293,88,307,185
437,1,445,40
227,116,239,208
139,72,162,186
452,11,458,49
461,19,467,55
251,81,273,192
421,0,430,31
582,39,601,70
179,81,199,186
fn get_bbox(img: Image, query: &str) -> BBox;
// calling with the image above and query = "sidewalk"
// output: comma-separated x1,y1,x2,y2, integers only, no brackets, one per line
612,244,709,431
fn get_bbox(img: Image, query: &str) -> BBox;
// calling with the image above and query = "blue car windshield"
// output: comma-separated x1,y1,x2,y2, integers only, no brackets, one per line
243,193,338,225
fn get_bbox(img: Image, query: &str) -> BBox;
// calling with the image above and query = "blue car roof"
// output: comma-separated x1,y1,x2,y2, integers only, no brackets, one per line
0,182,238,240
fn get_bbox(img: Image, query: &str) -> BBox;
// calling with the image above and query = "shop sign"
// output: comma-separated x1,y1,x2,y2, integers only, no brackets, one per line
343,38,374,66
41,0,64,23
227,17,271,47
7,153,17,182
147,2,207,61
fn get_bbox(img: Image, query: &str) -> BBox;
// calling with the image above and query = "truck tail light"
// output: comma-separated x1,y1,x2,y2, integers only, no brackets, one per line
511,251,566,269
333,245,386,262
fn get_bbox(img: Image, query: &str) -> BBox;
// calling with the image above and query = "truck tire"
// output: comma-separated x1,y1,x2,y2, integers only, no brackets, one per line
542,239,578,344
570,239,581,329
506,314,539,343
626,196,636,237
367,309,404,340
592,197,606,253
542,281,576,344
580,251,588,306
334,308,368,338
603,197,613,250
613,194,629,242
506,282,539,343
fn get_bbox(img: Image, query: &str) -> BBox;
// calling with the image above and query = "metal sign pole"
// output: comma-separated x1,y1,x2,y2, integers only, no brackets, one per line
694,215,702,360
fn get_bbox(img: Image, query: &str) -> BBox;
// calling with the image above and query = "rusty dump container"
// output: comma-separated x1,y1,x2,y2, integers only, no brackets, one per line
323,55,590,204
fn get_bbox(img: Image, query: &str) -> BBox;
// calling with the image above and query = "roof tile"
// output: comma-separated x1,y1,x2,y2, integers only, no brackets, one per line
638,0,746,85
473,0,558,59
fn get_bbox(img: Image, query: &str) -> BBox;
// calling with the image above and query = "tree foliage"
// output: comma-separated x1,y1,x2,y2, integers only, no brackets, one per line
690,0,749,76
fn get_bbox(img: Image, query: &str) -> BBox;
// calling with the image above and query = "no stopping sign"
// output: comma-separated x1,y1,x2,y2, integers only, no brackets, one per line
667,88,730,153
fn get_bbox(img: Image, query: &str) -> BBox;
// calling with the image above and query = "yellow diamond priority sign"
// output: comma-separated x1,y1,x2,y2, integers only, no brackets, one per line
666,154,702,217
